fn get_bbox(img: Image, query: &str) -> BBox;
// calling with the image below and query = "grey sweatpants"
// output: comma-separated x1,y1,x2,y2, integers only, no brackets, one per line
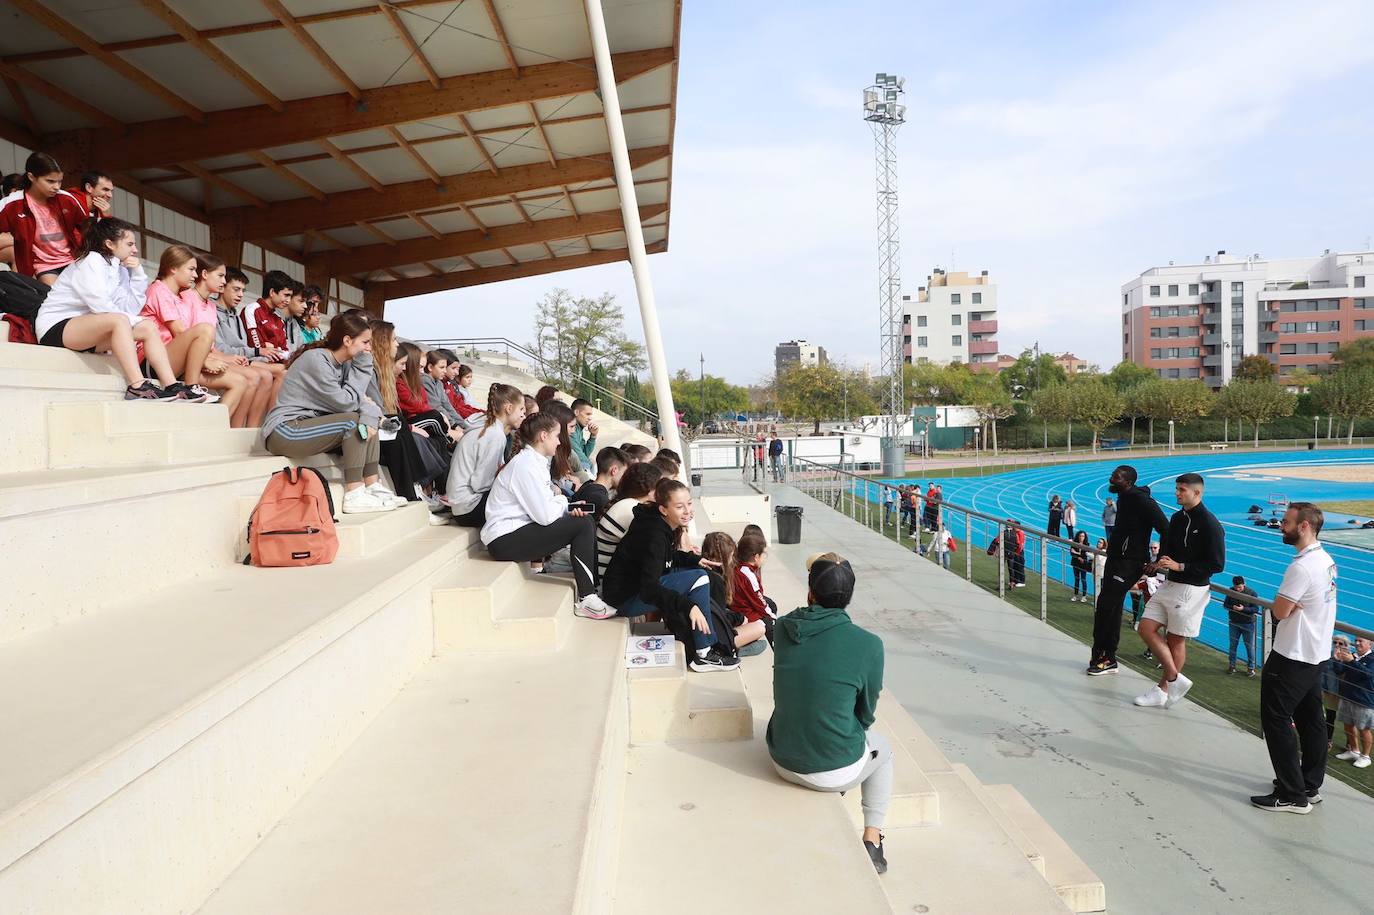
265,412,380,484
772,730,893,829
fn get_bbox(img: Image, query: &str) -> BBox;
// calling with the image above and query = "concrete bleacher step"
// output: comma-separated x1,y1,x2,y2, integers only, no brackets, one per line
627,642,752,744
838,711,941,830
951,763,1045,876
613,737,892,913
0,347,127,472
0,339,124,377
877,693,956,775
431,552,573,652
47,400,260,468
981,783,1107,914
197,615,629,915
0,525,470,914
876,771,1073,914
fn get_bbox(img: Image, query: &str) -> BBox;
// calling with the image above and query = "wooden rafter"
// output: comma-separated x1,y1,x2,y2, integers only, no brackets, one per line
424,262,444,276
408,211,442,239
386,126,442,185
457,202,489,235
306,204,661,275
321,139,385,192
377,2,439,89
221,145,668,239
0,61,121,128
542,242,556,259
528,103,558,168
480,0,520,75
259,0,363,101
179,161,268,209
357,220,398,246
500,247,518,264
8,0,205,122
248,150,325,201
2,77,38,136
561,186,580,220
366,241,666,301
459,113,499,174
509,195,534,225
306,228,349,251
137,0,284,111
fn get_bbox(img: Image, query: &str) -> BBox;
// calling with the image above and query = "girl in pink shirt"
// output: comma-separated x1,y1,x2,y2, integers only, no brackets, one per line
180,252,276,427
140,244,222,404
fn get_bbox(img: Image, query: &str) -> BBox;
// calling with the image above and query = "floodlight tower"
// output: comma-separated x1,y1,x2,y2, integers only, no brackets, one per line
864,73,907,476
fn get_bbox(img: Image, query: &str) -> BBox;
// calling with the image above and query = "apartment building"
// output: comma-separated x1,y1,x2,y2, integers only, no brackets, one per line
774,339,828,376
1121,249,1374,386
901,268,1000,371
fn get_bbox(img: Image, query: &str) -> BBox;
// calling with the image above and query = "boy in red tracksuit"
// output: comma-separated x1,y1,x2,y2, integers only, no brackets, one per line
731,530,776,645
241,269,292,360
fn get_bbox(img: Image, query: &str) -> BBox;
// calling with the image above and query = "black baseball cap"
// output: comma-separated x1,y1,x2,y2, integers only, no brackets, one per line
809,558,856,609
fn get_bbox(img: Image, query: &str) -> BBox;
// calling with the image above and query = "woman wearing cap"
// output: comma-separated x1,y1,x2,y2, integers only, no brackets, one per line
767,554,892,874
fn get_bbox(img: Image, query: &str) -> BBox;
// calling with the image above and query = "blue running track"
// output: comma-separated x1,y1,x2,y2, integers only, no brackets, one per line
857,449,1374,654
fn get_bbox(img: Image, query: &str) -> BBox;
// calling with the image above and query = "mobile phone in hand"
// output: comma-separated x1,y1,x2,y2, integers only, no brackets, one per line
568,501,594,513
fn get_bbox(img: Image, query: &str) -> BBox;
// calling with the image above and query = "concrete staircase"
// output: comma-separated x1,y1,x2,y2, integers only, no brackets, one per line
0,339,1102,914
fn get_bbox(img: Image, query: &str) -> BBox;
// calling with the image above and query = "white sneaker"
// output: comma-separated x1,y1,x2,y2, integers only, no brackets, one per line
1355,754,1372,769
574,593,616,620
1164,673,1193,708
366,482,408,508
427,511,452,526
1335,748,1362,762
1134,686,1168,708
342,488,392,514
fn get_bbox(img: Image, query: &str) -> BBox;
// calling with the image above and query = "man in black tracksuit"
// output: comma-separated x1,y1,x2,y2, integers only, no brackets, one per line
1088,465,1168,675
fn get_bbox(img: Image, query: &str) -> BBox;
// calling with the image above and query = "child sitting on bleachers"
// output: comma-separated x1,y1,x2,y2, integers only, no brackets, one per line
0,153,84,284
241,269,292,362
574,446,628,519
442,360,485,428
447,382,526,528
396,341,462,446
731,529,776,648
179,252,274,426
596,462,663,581
622,443,652,463
261,311,405,514
421,348,466,430
215,266,286,400
570,398,598,474
702,531,766,657
139,244,224,404
538,399,581,496
33,216,192,401
481,411,609,619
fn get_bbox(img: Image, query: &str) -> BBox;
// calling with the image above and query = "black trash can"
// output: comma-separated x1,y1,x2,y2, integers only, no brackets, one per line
775,505,804,544
691,471,703,486
1308,442,1316,451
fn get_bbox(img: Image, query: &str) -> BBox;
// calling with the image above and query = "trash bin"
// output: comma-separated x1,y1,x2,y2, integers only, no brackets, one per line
690,472,703,487
775,505,804,544
1308,442,1316,451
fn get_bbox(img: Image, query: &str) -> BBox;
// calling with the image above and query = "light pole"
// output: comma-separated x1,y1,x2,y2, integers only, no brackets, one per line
1314,415,1319,448
699,353,705,430
1168,419,1176,452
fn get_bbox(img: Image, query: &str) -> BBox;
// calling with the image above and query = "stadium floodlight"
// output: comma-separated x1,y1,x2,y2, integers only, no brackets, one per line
862,72,907,475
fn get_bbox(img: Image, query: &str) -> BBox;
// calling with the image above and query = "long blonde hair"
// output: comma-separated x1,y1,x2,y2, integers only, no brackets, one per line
369,320,398,414
701,531,737,605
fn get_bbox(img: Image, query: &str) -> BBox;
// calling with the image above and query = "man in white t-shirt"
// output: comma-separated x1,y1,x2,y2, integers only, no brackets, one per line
1252,502,1338,814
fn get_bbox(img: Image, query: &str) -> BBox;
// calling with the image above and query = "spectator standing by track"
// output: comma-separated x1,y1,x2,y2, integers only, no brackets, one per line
1102,498,1117,540
1333,636,1374,769
1087,465,1168,677
1047,495,1063,538
1224,575,1261,676
1252,502,1338,814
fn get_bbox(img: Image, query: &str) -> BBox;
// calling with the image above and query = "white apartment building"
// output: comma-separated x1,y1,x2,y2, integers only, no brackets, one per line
901,268,1000,371
774,339,828,375
1121,249,1374,387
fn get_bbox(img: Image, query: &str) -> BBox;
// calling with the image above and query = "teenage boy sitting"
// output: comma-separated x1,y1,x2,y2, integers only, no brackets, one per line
242,269,291,361
216,267,285,396
282,281,309,351
574,446,628,519
768,554,892,874
571,398,598,474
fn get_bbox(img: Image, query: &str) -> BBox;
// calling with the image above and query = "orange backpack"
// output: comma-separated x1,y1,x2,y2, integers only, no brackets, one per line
245,466,339,567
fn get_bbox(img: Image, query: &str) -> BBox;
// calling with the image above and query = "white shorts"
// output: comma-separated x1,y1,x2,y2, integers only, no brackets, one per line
1141,580,1209,638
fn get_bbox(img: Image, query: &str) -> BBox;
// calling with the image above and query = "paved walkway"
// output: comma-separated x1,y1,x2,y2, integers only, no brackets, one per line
704,472,1374,915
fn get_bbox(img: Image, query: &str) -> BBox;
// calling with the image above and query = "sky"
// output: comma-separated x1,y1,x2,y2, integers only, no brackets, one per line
388,0,1374,386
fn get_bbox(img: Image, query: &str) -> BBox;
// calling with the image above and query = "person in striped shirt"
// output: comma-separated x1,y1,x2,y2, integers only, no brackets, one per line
595,462,663,581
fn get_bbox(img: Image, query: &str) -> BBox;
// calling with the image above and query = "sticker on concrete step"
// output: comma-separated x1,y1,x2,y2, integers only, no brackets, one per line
626,634,677,668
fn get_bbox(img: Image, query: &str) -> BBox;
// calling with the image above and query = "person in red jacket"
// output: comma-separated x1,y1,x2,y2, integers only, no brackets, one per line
0,152,87,283
443,360,485,426
66,170,115,221
241,269,291,359
731,529,777,647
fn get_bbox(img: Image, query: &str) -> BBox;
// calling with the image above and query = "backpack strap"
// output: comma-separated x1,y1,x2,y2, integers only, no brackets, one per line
301,465,337,521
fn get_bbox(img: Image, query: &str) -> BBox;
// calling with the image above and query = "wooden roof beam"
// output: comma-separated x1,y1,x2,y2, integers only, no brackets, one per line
179,161,268,209
408,211,442,239
137,0,284,112
377,2,440,89
480,0,520,74
321,139,385,192
529,104,558,168
3,77,39,137
459,114,499,174
82,48,674,171
561,186,580,220
247,150,326,201
0,61,121,128
307,203,663,274
356,220,397,245
365,241,666,300
387,126,443,185
222,144,668,238
259,0,363,101
9,0,205,122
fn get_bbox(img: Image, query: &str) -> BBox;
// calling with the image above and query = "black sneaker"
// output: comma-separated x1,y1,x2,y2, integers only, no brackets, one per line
1227,666,1236,675
1251,792,1313,814
1086,659,1119,676
1248,669,1257,678
124,380,165,401
864,836,887,874
1271,780,1322,803
162,382,218,403
688,648,740,673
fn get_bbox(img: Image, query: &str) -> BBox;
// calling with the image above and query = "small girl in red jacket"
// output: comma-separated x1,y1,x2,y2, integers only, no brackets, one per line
731,529,776,648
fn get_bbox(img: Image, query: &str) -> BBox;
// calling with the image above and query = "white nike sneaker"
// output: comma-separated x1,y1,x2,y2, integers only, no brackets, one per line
1164,673,1193,708
366,482,408,508
1133,686,1168,708
342,488,392,514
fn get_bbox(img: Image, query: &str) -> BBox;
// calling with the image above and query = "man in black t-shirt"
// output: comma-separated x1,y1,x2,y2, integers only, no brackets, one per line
573,446,628,519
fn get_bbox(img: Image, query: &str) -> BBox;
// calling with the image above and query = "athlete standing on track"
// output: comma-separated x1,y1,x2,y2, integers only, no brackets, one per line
1088,465,1168,676
1132,473,1226,709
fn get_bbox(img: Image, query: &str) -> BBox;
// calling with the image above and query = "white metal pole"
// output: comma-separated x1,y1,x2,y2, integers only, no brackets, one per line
583,0,682,457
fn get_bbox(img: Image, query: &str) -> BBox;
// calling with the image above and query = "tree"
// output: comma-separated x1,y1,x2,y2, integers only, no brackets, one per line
1067,381,1126,452
621,373,645,421
1027,384,1071,450
1311,369,1374,443
1283,366,1318,394
1104,360,1156,392
777,364,873,434
1215,380,1295,445
999,349,1067,395
968,375,1014,454
1235,354,1276,382
1135,379,1213,446
1332,338,1374,372
655,369,750,427
530,288,646,390
904,361,975,407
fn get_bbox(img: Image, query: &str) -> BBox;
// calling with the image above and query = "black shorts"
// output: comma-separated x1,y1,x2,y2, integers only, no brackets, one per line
35,265,67,280
38,317,97,352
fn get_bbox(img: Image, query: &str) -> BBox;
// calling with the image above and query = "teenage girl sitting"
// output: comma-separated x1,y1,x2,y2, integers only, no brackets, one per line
444,361,486,429
261,311,405,514
0,152,85,284
731,529,776,647
539,399,581,497
33,216,193,401
598,479,740,672
396,341,462,446
480,412,611,618
447,383,526,527
139,244,224,404
596,462,664,581
702,531,767,657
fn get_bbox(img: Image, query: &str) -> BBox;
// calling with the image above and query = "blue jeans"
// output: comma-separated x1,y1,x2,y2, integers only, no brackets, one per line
615,568,722,652
1228,620,1257,669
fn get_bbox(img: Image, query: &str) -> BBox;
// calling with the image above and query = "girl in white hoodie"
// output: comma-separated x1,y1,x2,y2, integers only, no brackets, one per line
481,411,611,617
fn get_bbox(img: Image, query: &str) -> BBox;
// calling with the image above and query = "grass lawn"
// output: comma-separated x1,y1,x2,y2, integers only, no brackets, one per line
812,482,1374,800
1317,499,1374,517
